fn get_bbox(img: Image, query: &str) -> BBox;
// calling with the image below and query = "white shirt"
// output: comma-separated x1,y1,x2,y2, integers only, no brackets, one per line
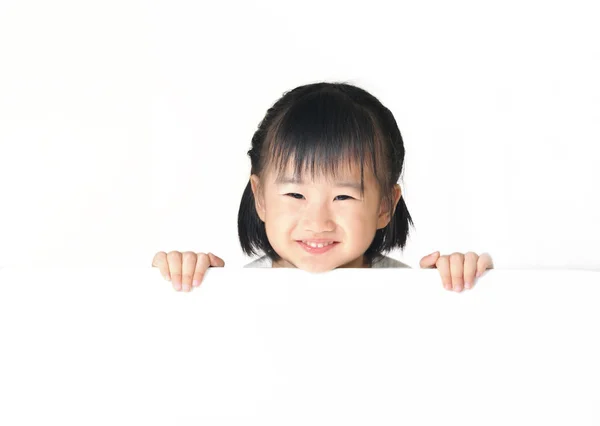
244,254,410,268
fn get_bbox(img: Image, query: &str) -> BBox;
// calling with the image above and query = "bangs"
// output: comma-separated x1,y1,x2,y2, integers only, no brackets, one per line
262,89,389,197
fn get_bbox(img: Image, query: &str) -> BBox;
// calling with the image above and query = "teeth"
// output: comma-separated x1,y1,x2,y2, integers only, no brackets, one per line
302,241,334,248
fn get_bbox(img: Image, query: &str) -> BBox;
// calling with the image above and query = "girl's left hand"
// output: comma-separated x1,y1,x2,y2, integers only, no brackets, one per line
419,251,494,292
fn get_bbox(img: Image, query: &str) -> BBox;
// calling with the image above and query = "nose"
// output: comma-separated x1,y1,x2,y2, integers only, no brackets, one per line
302,202,335,233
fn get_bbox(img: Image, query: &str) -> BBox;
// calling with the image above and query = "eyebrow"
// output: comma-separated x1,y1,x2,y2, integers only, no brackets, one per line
275,176,363,191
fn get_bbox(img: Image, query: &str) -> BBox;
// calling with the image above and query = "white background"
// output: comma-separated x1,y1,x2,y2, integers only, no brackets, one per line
1,0,599,269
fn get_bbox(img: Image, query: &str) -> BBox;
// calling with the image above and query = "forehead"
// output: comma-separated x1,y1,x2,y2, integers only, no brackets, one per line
269,159,376,189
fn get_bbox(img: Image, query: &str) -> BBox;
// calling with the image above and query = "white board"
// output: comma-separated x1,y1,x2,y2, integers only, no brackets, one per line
0,267,599,425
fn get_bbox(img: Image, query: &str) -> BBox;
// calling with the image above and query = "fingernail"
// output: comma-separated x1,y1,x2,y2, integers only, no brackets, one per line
465,282,472,289
193,280,200,287
173,282,181,291
165,275,171,281
476,272,481,278
183,285,190,291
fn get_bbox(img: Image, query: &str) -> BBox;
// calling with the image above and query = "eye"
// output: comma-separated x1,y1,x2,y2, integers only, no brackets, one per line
285,193,354,201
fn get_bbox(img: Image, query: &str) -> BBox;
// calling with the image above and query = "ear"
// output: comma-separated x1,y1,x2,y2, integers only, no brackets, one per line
250,174,266,222
376,184,402,230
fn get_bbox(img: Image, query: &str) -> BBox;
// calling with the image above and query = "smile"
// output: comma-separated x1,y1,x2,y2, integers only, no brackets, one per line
297,241,339,254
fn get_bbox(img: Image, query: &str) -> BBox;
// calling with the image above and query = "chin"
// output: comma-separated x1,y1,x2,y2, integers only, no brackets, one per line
294,259,337,274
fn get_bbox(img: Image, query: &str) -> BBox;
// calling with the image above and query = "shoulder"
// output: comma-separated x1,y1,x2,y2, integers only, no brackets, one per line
371,255,411,268
243,255,272,268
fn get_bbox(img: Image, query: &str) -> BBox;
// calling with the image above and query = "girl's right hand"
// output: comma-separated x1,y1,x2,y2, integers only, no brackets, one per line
151,251,225,292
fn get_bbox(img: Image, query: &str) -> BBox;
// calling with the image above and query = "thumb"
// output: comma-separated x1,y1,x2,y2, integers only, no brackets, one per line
207,252,225,267
419,251,440,268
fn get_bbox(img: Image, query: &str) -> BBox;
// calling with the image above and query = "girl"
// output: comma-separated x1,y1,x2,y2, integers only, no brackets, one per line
152,82,494,292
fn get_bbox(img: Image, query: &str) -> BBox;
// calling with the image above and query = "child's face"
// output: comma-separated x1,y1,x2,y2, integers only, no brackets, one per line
250,162,402,272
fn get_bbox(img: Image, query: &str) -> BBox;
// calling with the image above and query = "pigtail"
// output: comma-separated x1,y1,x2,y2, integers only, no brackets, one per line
237,180,272,257
389,196,414,251
364,193,414,266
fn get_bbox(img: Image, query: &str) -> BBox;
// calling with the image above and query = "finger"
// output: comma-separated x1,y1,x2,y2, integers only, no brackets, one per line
476,253,494,277
436,255,452,290
449,252,465,292
419,251,440,268
463,252,478,289
181,251,198,292
152,251,171,282
167,251,183,291
193,253,211,287
207,252,225,267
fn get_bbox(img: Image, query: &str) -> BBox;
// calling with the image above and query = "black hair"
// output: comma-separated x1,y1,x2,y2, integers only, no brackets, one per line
237,81,415,267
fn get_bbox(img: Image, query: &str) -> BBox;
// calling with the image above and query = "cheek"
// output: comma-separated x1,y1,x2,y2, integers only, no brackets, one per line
346,206,380,235
344,214,375,236
264,198,300,229
344,201,377,220
267,199,296,218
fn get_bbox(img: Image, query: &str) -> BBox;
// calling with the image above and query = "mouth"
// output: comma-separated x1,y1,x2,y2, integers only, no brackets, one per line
296,240,339,254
